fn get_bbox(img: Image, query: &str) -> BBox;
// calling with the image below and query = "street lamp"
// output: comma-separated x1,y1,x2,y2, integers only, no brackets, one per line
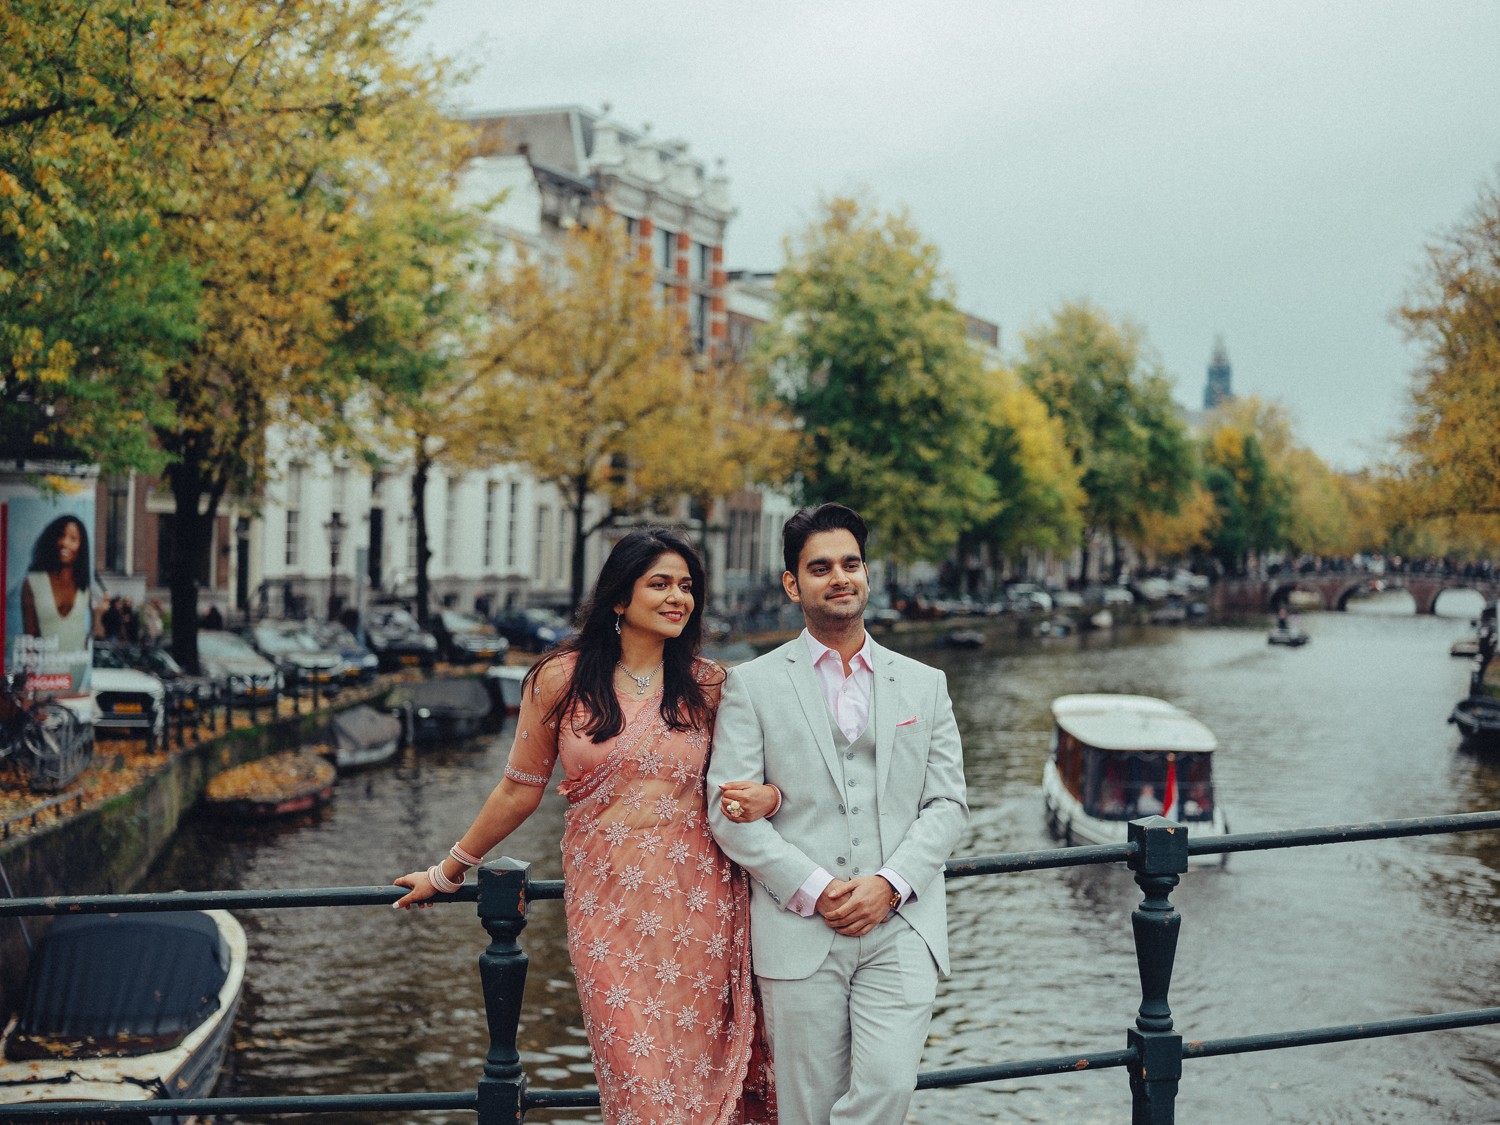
325,511,347,621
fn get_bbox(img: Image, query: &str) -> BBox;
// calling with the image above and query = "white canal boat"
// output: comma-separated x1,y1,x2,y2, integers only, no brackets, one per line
1042,694,1228,858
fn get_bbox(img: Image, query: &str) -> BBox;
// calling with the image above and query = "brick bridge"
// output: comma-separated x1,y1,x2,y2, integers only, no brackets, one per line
1210,573,1500,615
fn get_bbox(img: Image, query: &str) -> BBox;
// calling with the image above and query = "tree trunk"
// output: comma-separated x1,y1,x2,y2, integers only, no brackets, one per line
165,458,217,675
569,475,589,614
412,455,432,626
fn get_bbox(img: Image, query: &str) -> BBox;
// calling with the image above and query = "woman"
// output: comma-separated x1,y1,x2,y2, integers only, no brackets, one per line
395,528,777,1124
19,514,92,692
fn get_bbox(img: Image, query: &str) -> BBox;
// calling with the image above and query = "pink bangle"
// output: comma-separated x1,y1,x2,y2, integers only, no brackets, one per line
450,843,483,868
767,785,783,816
428,864,462,894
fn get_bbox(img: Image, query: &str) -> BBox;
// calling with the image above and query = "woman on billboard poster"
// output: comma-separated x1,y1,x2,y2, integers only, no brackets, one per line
17,514,92,694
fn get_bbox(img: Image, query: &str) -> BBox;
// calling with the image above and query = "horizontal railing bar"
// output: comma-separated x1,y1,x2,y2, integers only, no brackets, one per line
0,877,564,918
4,811,1496,918
5,1007,1495,1119
1184,1006,1500,1059
915,1047,1136,1088
945,841,1133,876
0,1090,477,1119
1184,810,1500,857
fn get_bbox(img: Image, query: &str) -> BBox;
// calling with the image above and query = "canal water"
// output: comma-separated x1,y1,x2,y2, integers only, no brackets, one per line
139,594,1500,1124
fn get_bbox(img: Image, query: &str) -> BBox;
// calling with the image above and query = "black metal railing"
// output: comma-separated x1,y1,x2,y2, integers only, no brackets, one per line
1,811,1498,1123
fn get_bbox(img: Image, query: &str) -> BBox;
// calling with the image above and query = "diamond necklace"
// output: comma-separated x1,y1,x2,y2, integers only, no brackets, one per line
617,659,664,695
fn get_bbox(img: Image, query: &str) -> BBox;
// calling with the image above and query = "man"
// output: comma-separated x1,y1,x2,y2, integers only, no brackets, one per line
708,503,969,1124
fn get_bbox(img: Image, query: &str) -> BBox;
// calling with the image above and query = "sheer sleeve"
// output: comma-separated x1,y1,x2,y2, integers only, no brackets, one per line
502,658,567,788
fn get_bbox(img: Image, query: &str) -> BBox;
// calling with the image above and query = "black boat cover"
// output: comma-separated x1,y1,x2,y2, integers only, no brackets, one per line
387,678,492,717
7,912,230,1058
330,703,402,750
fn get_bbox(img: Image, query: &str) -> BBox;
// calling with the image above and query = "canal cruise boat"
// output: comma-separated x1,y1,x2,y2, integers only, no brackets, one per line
1042,694,1228,858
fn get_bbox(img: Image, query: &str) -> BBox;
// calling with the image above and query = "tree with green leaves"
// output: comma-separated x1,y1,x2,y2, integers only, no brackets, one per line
1017,301,1194,580
765,196,995,562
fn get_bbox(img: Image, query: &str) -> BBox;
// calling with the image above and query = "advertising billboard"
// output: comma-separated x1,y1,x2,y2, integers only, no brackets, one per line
3,473,97,698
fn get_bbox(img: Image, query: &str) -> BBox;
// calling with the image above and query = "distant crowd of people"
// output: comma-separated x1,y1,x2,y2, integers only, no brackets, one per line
94,595,164,646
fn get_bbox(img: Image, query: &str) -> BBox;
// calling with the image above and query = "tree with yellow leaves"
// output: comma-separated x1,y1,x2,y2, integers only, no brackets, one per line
475,216,777,610
1397,173,1500,530
963,366,1084,577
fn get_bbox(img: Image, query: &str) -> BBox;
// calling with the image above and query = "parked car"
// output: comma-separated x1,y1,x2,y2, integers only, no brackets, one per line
197,629,281,704
107,641,219,717
245,622,345,696
90,645,166,749
364,605,439,671
305,620,379,684
492,607,576,653
431,609,509,664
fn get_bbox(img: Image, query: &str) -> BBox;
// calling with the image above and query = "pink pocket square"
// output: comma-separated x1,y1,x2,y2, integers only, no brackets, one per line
896,716,919,727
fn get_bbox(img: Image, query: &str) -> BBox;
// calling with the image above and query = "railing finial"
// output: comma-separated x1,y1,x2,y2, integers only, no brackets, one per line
477,858,532,1125
1126,816,1188,1123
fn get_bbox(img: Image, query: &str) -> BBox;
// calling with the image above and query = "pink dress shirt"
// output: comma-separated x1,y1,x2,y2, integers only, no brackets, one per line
785,629,914,917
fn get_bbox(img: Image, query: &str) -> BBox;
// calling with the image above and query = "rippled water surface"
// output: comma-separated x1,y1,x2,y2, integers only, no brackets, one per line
142,597,1500,1123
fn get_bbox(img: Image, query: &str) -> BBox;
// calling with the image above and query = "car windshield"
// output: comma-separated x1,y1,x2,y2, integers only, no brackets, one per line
441,611,486,631
372,608,418,630
310,623,358,648
92,646,130,669
251,628,306,655
140,648,185,676
198,632,260,661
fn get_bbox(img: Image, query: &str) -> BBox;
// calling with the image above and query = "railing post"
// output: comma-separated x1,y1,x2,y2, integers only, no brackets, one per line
1126,816,1188,1124
476,858,531,1125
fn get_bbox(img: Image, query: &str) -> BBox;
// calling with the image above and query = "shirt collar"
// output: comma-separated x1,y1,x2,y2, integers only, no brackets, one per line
801,628,874,674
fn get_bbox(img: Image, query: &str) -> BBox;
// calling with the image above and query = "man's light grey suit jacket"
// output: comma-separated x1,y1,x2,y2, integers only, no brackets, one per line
707,635,969,980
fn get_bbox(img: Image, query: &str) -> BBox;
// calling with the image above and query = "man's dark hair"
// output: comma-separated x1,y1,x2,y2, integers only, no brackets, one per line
782,503,869,576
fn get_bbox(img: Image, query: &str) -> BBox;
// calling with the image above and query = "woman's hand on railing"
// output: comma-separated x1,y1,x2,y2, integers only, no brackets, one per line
391,869,439,910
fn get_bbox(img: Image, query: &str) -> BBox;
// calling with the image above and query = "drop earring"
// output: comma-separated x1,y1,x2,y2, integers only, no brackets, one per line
615,613,622,636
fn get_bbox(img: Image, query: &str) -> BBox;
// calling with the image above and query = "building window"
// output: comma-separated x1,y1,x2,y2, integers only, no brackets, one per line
285,465,304,568
506,482,519,570
691,293,710,353
656,227,674,272
442,482,457,570
624,216,637,244
406,514,417,573
557,511,568,583
332,466,348,513
692,242,711,283
535,506,551,582
483,481,497,569
103,474,130,573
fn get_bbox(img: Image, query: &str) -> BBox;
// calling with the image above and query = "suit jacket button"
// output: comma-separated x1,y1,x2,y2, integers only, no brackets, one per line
838,805,846,814
836,856,846,866
852,838,860,846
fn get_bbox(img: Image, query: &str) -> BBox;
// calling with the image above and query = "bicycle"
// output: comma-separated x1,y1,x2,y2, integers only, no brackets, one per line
0,673,93,792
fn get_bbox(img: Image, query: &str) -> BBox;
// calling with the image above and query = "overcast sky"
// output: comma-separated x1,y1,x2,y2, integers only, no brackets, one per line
411,1,1500,472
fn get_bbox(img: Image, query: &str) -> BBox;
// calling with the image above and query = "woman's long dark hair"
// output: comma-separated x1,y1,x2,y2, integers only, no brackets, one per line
29,515,90,591
527,527,715,743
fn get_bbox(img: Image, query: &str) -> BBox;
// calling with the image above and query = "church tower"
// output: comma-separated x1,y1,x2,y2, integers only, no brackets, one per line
1203,336,1233,410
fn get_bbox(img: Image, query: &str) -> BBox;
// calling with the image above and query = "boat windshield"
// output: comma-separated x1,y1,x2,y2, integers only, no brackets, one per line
1078,745,1214,821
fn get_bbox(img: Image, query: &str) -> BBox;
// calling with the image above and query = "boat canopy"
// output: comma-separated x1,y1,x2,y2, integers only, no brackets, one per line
8,912,231,1058
1051,694,1217,754
387,677,492,716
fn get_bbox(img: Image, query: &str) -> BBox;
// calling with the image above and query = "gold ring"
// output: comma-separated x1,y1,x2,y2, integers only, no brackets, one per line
726,800,743,816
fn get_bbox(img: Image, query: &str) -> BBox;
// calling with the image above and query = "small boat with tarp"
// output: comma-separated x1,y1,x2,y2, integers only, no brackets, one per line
203,750,336,818
481,664,529,715
1042,693,1228,862
0,909,246,1122
387,677,493,743
326,703,403,769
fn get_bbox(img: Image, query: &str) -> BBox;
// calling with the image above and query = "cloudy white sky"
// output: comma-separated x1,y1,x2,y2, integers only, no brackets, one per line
410,1,1500,472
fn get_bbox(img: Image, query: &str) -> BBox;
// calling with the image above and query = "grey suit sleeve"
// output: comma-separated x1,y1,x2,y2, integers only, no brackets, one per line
884,669,969,898
707,666,823,903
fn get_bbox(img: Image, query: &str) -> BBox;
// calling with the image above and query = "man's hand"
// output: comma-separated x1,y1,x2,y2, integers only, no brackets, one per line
817,876,897,936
